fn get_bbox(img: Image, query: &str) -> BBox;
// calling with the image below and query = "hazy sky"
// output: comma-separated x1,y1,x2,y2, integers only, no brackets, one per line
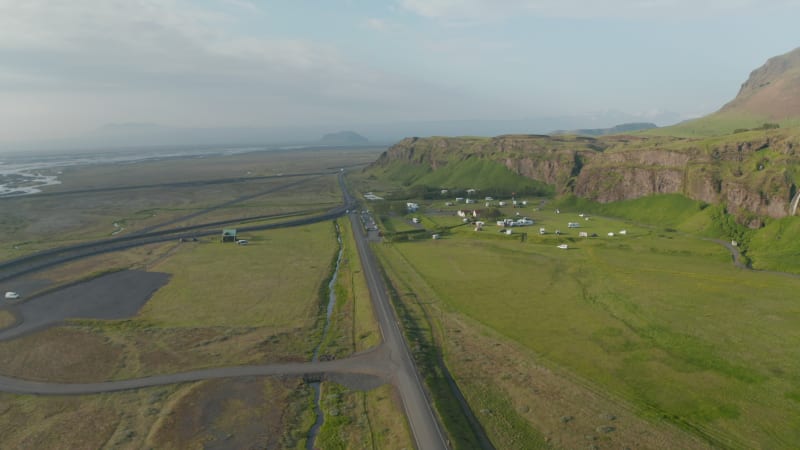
1,0,799,142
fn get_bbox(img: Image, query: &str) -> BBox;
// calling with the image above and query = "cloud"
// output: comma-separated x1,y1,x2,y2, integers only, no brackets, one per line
363,17,397,32
399,0,799,20
0,0,481,140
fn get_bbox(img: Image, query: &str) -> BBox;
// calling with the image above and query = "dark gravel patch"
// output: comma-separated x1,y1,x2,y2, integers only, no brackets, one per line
0,270,170,341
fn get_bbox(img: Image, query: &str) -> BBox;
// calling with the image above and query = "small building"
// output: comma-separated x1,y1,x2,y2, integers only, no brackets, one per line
221,228,238,243
432,234,441,240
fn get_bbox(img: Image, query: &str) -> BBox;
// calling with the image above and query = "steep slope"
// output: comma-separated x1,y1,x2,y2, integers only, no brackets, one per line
646,46,800,137
720,47,800,120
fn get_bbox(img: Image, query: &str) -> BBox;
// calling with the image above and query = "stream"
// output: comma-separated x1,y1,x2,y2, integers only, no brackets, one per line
306,223,344,450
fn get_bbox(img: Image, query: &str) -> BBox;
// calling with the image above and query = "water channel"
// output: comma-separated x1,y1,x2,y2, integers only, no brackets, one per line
306,222,344,450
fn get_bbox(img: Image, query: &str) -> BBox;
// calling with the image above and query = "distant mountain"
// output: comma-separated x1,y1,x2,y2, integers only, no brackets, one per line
719,46,800,120
320,131,368,145
553,122,657,136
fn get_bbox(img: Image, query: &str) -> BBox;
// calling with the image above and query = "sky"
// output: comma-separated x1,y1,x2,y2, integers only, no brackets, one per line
0,0,799,144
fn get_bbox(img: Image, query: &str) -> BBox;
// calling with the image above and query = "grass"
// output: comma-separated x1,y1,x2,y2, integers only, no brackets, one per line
322,218,379,356
0,310,15,328
746,216,800,272
0,385,180,449
0,147,378,261
641,112,800,138
315,382,413,450
138,223,336,329
373,157,553,197
0,377,318,450
376,245,488,449
554,193,709,229
379,208,800,448
146,378,314,450
0,222,343,382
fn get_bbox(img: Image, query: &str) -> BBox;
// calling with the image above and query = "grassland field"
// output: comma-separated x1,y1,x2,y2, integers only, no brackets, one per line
368,194,800,448
0,174,342,261
0,146,420,450
0,378,319,450
0,310,15,329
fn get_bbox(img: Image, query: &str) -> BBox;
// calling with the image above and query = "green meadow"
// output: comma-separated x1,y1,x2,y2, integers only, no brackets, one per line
381,203,800,448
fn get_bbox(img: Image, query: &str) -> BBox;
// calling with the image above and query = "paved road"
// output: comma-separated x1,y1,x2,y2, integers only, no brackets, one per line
346,211,449,450
0,348,388,395
0,172,450,450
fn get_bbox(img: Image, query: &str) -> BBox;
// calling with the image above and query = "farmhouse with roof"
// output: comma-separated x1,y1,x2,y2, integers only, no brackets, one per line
221,228,238,243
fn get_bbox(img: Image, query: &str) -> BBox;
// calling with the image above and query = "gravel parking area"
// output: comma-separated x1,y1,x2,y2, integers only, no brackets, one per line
0,270,170,341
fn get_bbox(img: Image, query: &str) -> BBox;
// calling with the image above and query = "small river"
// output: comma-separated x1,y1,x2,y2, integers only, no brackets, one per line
306,223,344,450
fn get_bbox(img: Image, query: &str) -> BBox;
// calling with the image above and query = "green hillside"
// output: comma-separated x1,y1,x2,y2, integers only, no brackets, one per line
373,157,554,197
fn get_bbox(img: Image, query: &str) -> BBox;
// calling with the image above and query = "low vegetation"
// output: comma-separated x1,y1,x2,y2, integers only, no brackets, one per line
317,219,380,358
374,157,554,199
316,382,413,449
0,310,15,329
0,377,319,450
375,204,800,448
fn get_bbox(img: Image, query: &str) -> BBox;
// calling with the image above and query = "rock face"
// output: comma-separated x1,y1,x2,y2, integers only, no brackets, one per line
371,132,800,224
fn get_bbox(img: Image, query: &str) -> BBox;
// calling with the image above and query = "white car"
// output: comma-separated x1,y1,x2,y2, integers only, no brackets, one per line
4,291,20,299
